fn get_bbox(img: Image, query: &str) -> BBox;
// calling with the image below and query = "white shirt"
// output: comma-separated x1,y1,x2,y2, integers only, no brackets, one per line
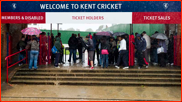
119,39,127,51
143,34,151,49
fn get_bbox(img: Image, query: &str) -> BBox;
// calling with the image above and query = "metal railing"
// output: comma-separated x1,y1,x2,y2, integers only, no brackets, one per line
5,49,28,83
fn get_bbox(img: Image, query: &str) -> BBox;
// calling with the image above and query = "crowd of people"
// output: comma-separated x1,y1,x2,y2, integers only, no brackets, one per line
17,35,39,70
65,31,174,69
17,31,174,70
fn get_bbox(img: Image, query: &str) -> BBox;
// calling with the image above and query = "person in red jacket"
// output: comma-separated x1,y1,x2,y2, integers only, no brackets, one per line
88,33,92,39
40,32,48,65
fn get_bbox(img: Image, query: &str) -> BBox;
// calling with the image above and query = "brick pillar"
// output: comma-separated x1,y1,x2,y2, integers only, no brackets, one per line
1,24,28,69
1,24,8,68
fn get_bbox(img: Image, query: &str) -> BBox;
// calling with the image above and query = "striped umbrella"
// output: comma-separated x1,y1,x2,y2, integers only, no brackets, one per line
21,27,42,35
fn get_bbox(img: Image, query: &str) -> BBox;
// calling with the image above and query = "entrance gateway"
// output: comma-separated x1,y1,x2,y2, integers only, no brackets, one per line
1,1,181,87
1,1,181,24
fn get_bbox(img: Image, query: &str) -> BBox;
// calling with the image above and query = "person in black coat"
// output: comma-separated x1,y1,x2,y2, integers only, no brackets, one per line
68,34,78,63
168,34,174,65
17,36,26,66
109,37,116,65
77,33,83,60
101,36,111,68
133,34,148,69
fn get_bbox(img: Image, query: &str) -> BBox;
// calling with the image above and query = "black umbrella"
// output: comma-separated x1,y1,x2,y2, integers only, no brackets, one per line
113,32,127,36
96,35,110,40
95,32,111,40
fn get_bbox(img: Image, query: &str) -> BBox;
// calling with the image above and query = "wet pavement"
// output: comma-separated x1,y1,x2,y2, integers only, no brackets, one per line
1,84,181,101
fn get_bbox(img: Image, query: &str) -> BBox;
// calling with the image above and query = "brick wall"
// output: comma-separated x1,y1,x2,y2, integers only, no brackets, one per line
1,24,27,69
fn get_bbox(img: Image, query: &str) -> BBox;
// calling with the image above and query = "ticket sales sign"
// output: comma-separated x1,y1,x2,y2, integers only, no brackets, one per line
1,1,181,24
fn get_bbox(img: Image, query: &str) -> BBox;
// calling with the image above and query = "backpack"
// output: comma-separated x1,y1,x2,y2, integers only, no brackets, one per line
51,46,58,54
31,41,39,50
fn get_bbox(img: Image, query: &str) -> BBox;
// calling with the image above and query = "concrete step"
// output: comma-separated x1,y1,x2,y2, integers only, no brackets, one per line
12,76,181,82
10,80,181,86
17,68,181,74
15,72,181,78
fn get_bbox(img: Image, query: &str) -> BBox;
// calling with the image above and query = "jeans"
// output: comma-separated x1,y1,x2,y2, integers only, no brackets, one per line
18,53,25,64
55,53,60,67
69,49,76,63
102,54,108,68
29,50,39,69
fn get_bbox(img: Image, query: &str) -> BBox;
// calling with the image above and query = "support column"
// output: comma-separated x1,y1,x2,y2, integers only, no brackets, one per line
165,24,169,37
57,23,59,34
130,24,133,34
50,23,52,35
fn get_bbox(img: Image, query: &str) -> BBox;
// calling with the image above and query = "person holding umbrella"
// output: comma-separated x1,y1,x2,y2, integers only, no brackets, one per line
132,34,148,69
21,27,42,69
100,36,111,68
151,31,159,65
115,35,129,69
95,31,111,66
27,36,39,70
157,39,167,67
151,33,168,67
113,32,127,65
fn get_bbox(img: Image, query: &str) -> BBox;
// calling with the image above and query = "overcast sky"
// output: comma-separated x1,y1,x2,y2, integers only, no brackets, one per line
28,24,112,31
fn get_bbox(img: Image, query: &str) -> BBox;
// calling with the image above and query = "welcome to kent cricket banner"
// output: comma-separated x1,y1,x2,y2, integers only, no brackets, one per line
1,1,181,24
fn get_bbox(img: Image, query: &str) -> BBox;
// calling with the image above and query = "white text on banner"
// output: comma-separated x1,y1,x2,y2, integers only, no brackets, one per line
46,12,132,23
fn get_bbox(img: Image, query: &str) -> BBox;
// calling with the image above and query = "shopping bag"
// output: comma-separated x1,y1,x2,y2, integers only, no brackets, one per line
157,47,164,54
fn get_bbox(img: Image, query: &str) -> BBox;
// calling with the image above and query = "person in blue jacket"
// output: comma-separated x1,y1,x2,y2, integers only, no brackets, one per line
133,34,148,69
